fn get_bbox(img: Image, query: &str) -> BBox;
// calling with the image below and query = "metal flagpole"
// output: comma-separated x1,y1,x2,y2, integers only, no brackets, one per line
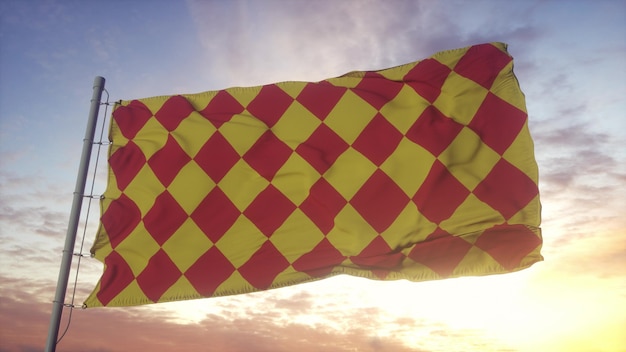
44,76,106,352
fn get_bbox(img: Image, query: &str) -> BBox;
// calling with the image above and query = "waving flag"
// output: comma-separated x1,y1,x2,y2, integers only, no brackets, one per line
85,42,542,307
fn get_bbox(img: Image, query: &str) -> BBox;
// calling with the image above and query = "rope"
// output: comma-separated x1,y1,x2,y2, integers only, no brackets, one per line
56,89,111,344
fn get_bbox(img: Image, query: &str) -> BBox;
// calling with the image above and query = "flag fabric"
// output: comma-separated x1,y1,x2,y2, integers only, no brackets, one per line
85,42,542,307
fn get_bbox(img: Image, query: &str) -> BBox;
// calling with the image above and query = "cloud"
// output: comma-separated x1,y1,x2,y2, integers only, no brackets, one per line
186,0,550,88
0,275,427,352
532,116,626,222
0,273,533,352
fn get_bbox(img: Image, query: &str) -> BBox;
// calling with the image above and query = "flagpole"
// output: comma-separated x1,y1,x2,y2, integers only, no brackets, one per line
44,76,106,352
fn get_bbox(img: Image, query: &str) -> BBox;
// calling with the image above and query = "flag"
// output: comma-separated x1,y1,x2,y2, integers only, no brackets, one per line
85,42,542,307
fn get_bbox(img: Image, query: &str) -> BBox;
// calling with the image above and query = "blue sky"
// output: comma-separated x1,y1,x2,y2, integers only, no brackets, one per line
1,1,625,351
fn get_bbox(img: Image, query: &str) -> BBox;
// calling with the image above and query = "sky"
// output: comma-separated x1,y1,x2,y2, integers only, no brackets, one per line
0,0,625,351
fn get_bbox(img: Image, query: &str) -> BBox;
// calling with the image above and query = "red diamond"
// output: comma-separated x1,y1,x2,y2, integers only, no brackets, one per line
144,191,189,245
352,72,403,110
184,246,236,296
292,238,345,277
407,229,472,277
243,184,296,237
243,131,292,181
113,100,153,139
474,224,541,270
296,82,347,120
137,249,182,303
350,169,410,233
405,105,463,157
191,187,241,243
147,135,191,187
412,160,470,223
295,124,348,175
154,95,195,131
194,132,241,183
95,251,135,306
352,113,403,166
109,141,146,191
200,90,244,128
468,92,527,155
351,236,404,279
101,194,141,248
199,90,245,128
404,58,451,103
473,159,538,219
246,84,294,128
454,43,512,89
238,241,290,290
299,178,347,234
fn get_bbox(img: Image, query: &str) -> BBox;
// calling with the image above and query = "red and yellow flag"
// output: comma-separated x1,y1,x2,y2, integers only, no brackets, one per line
85,43,542,307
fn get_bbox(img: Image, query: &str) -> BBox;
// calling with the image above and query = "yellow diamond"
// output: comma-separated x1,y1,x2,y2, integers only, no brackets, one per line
123,165,165,215
115,224,160,275
171,112,217,157
438,127,501,191
379,85,429,134
324,90,377,144
323,148,377,200
218,159,269,211
326,206,377,256
271,154,319,206
439,194,504,235
167,162,215,214
271,101,321,149
215,216,267,268
435,73,488,126
133,118,169,160
162,219,214,272
380,138,436,196
269,209,324,263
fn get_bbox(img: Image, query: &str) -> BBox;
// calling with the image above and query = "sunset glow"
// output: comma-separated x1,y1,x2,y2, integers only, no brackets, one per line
1,1,625,351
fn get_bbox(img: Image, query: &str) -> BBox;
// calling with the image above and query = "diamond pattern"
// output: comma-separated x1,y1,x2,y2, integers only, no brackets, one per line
352,113,404,166
238,241,290,290
351,236,404,279
296,82,347,120
143,191,189,246
95,251,135,306
243,185,296,237
86,43,542,307
113,100,153,139
454,43,511,89
292,238,346,277
295,123,349,175
473,159,538,219
199,90,245,128
194,132,241,183
243,130,293,181
246,84,294,128
299,178,347,234
474,224,541,270
137,249,182,302
350,169,410,233
405,105,464,157
404,58,451,103
109,141,146,191
191,187,241,243
154,95,195,131
469,92,527,155
185,246,235,296
413,160,470,223
353,72,404,110
101,194,142,248
407,229,472,277
147,135,191,187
